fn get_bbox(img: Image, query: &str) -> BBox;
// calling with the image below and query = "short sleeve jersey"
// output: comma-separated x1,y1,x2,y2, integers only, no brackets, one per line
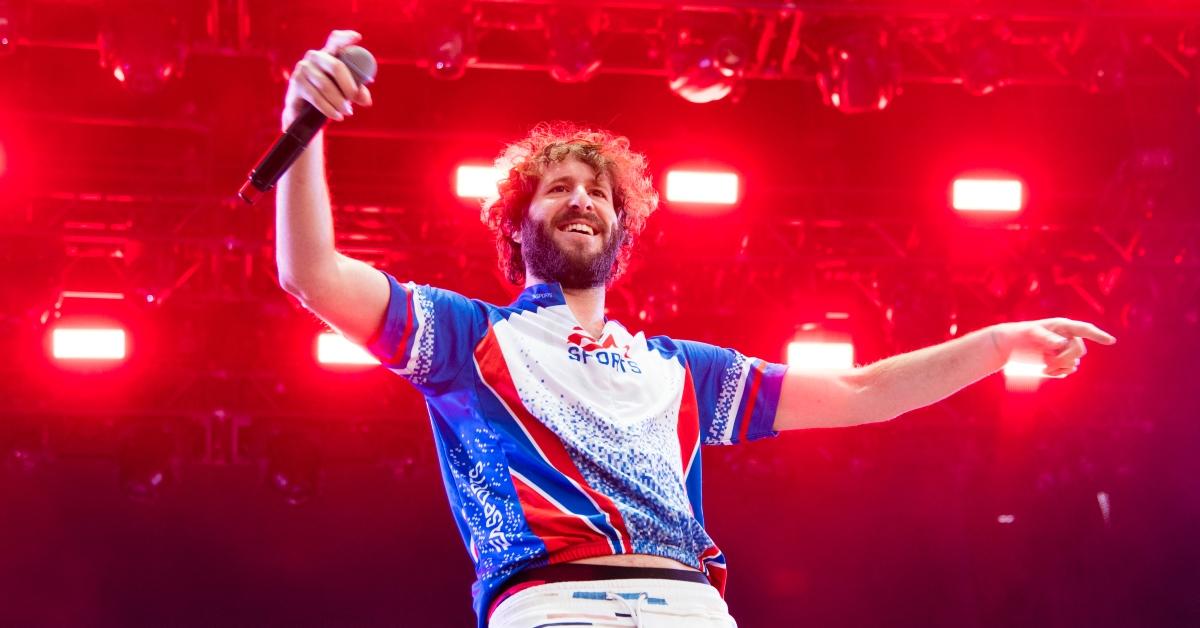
366,273,789,626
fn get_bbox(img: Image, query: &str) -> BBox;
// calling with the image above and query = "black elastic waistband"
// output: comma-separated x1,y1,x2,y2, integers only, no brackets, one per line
502,562,711,592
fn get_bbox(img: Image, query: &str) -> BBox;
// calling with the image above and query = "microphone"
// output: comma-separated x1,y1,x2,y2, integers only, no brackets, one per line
238,45,377,204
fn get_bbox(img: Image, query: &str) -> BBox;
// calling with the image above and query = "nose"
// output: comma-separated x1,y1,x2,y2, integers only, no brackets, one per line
568,185,593,210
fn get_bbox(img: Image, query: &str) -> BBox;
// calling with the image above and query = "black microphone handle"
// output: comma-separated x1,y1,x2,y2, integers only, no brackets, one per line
238,45,377,204
239,104,327,203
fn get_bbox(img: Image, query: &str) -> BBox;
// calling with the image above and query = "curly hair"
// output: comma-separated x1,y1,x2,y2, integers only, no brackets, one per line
480,121,659,285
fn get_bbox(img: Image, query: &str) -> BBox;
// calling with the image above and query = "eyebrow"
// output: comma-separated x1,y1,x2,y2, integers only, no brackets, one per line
541,175,612,191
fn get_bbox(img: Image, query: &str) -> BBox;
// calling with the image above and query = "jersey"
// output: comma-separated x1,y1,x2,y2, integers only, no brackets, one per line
364,273,789,627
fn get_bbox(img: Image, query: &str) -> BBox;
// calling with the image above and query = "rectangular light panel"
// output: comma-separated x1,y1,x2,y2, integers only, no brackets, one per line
52,327,127,360
665,170,739,205
455,165,503,199
317,332,379,366
786,341,855,371
953,178,1024,212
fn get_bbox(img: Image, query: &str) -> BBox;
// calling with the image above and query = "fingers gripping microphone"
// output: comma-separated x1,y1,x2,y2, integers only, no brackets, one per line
238,46,377,204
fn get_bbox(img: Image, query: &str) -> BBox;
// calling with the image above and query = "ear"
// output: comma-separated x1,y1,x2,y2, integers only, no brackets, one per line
511,228,522,244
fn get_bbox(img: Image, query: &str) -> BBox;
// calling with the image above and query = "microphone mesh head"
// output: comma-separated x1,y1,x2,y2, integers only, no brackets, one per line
338,45,378,86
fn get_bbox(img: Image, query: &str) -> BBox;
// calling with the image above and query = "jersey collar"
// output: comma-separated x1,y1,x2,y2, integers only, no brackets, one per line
513,282,567,312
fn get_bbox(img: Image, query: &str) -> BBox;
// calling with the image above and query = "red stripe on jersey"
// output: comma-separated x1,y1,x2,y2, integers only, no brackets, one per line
736,361,767,443
678,366,701,479
390,283,416,365
510,472,607,557
699,546,728,596
474,324,634,554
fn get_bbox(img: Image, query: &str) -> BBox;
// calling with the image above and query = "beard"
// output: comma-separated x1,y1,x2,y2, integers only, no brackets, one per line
520,215,623,289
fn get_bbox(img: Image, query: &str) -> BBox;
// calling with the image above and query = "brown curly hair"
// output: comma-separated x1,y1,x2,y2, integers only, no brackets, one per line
480,121,659,285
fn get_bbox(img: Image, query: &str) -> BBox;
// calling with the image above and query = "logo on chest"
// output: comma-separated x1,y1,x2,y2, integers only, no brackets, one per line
566,326,642,374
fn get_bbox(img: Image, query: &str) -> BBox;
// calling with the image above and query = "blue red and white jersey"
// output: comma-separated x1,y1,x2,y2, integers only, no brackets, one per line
366,273,788,626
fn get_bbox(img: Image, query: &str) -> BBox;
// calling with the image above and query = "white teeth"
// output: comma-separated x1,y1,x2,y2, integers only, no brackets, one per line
564,224,594,235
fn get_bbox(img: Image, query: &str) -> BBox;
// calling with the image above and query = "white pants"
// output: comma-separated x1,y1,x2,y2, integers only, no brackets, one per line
488,578,738,628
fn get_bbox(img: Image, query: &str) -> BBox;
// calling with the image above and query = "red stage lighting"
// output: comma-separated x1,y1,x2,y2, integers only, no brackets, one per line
456,164,502,199
952,177,1024,212
61,290,125,301
0,141,7,178
316,331,378,367
547,6,603,83
417,3,476,81
97,1,187,94
51,326,127,361
664,169,739,205
666,13,749,104
817,27,899,114
787,340,855,371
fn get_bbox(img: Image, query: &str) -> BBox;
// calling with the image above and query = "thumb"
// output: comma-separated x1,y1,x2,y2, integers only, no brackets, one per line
1029,324,1070,354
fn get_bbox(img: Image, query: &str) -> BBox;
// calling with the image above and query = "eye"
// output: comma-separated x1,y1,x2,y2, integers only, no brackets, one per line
549,184,568,193
590,189,609,199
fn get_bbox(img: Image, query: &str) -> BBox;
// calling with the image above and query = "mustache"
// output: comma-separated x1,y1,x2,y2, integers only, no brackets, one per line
554,211,603,232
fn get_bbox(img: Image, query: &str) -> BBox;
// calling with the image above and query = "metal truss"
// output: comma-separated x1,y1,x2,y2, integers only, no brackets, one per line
7,1,1200,89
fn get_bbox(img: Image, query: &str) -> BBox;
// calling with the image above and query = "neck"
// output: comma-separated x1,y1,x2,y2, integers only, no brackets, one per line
527,274,606,337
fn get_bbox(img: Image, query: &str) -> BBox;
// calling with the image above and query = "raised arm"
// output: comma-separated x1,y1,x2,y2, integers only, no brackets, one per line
773,318,1117,431
275,29,388,346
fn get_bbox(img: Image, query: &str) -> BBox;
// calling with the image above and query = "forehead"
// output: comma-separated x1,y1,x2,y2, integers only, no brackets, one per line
538,156,612,188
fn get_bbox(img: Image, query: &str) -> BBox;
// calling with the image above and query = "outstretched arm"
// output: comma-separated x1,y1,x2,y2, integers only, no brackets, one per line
773,318,1116,431
275,29,389,346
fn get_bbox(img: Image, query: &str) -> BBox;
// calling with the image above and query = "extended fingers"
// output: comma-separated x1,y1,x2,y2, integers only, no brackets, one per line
1049,319,1117,345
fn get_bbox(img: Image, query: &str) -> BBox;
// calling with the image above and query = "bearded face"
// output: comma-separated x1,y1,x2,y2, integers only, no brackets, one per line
519,208,623,289
517,157,624,289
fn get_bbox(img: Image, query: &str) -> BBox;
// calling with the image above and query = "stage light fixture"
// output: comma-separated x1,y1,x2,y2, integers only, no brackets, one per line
417,3,475,81
817,26,899,114
547,7,603,83
51,326,127,361
97,0,187,94
61,290,125,301
952,177,1024,212
267,433,320,506
958,22,1013,96
426,25,472,80
666,13,749,104
664,169,739,205
316,331,378,366
456,164,503,199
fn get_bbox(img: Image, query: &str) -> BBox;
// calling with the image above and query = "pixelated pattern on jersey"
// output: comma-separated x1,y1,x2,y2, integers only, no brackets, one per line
398,281,436,386
708,350,750,444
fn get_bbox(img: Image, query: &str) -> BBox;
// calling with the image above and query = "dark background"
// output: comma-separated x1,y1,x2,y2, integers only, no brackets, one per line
1,2,1198,627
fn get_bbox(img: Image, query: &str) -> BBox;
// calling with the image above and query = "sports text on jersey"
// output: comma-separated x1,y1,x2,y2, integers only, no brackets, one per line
566,326,642,374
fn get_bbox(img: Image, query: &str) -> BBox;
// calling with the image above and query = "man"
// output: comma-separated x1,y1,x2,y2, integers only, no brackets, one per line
276,30,1115,628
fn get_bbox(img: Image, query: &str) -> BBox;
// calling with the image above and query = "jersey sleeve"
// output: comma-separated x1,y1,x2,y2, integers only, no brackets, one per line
676,339,789,445
366,271,485,395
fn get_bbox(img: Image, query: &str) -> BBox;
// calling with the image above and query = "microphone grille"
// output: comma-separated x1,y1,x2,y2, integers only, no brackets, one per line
337,45,378,86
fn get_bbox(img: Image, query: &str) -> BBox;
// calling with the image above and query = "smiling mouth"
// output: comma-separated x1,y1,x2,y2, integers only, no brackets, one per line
558,222,597,236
